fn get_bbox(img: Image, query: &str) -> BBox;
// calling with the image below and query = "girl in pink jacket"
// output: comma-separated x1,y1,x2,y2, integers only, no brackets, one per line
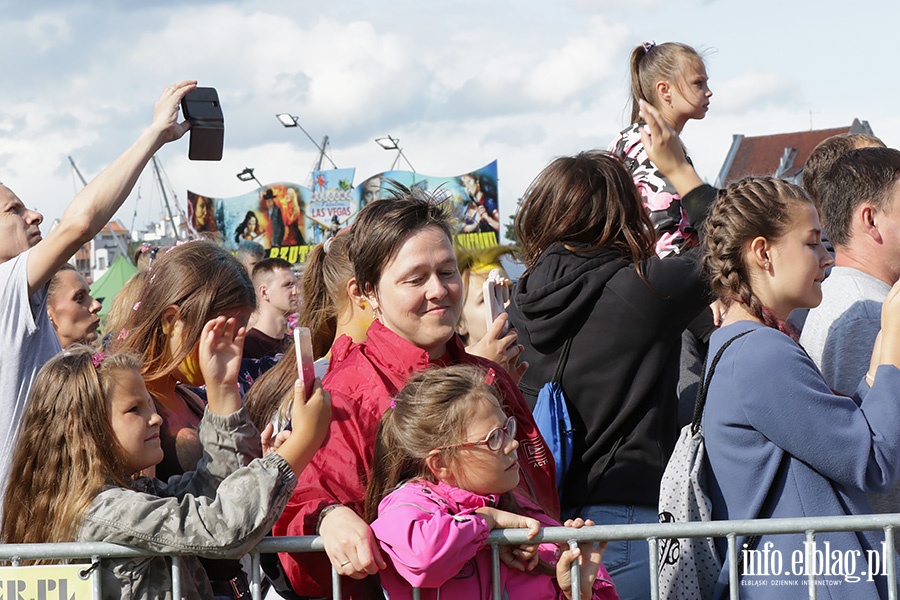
365,365,619,600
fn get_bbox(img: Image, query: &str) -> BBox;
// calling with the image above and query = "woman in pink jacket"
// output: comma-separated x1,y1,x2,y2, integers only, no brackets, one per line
366,365,619,600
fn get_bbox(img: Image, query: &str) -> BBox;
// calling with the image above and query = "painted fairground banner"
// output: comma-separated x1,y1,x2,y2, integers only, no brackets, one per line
186,161,500,263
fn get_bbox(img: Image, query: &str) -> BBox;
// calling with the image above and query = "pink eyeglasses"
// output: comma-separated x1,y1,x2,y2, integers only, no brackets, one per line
438,416,516,452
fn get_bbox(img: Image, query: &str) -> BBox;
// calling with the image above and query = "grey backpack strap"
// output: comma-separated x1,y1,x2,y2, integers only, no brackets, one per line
691,329,752,434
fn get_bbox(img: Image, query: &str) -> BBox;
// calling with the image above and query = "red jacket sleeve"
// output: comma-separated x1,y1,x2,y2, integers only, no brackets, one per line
272,380,384,597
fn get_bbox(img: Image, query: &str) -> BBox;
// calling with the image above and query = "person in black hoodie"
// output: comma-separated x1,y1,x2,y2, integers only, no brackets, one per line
507,104,715,599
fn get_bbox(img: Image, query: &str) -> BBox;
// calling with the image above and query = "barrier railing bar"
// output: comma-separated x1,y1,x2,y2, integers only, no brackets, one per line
726,533,738,600
331,562,341,600
647,536,659,600
568,539,581,600
888,526,898,600
172,553,181,599
3,513,900,597
805,530,816,600
91,555,101,600
491,543,501,600
250,551,261,600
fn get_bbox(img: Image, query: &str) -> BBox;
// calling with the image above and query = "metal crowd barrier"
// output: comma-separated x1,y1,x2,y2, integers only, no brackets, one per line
2,513,900,599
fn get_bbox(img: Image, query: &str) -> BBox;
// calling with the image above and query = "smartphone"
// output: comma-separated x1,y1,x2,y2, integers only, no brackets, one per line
483,269,510,335
293,327,316,399
181,87,224,161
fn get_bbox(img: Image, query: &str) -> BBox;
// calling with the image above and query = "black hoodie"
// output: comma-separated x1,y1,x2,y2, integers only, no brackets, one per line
508,184,714,510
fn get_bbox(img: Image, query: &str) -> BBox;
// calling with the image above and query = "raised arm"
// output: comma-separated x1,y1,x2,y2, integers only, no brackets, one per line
26,80,196,296
638,99,703,197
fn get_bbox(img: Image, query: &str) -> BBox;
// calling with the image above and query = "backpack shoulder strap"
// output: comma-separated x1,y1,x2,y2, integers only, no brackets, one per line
551,337,573,383
690,329,753,435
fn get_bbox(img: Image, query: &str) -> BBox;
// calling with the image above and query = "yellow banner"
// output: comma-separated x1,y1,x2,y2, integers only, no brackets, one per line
0,564,94,599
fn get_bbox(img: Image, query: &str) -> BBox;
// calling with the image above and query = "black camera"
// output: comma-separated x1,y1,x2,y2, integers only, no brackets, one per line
181,87,224,161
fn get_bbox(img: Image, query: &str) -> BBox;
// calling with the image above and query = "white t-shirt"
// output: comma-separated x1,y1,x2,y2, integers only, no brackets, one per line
0,250,62,503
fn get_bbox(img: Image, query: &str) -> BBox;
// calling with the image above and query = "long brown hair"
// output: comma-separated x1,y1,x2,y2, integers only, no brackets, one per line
703,177,811,335
299,233,354,360
2,348,140,549
364,365,498,523
515,151,655,273
112,241,255,382
244,344,297,431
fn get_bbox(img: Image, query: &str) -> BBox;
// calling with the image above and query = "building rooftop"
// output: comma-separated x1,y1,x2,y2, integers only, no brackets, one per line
716,119,875,187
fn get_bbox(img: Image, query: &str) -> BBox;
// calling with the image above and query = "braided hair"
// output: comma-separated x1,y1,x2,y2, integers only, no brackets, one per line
703,177,812,338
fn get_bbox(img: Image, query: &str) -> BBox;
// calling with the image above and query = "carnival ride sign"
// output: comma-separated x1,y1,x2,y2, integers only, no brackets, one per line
187,161,500,263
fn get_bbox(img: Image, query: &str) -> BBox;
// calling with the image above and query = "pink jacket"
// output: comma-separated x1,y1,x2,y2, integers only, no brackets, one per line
371,479,618,600
274,320,559,598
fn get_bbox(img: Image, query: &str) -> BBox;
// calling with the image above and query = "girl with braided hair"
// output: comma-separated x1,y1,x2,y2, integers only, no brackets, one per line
702,177,900,598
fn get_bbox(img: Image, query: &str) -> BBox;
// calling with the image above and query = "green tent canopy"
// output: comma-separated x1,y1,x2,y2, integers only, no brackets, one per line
89,254,138,317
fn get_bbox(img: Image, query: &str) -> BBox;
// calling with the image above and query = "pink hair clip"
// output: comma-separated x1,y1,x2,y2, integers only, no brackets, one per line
117,329,129,341
483,368,497,386
642,40,656,54
389,399,397,409
132,301,141,311
91,353,108,368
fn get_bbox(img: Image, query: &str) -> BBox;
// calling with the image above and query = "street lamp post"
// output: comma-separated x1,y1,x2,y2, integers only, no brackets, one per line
375,135,416,173
236,167,265,206
236,167,263,189
275,113,338,171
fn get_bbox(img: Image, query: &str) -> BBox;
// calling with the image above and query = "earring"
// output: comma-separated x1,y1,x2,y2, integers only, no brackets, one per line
763,260,771,272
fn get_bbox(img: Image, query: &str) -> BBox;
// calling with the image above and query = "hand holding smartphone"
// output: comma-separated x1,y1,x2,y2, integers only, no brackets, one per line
483,269,510,335
293,327,316,399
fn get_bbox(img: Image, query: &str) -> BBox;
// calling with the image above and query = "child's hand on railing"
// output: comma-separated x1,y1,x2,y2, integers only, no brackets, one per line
475,507,541,571
557,518,608,600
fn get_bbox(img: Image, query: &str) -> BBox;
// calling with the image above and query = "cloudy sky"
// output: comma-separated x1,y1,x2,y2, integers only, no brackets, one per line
2,0,896,240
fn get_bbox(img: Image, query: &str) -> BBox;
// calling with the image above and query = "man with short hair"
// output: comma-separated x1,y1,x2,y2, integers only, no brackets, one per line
800,143,900,551
244,257,298,359
801,145,900,395
0,80,195,503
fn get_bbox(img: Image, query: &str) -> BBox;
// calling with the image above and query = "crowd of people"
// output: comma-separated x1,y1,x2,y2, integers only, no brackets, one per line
2,38,900,600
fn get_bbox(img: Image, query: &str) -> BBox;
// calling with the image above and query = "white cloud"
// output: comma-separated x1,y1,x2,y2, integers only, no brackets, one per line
712,70,797,115
23,13,72,52
525,17,630,106
3,0,900,245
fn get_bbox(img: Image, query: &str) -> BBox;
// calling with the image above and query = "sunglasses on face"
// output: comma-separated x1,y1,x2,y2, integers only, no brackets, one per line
438,416,517,453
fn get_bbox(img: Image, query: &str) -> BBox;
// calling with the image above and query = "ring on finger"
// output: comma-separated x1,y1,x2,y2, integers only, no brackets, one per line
340,560,351,567
167,87,176,94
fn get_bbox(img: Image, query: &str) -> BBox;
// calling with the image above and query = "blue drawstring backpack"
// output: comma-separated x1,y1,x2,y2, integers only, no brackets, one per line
532,337,575,495
531,337,624,509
